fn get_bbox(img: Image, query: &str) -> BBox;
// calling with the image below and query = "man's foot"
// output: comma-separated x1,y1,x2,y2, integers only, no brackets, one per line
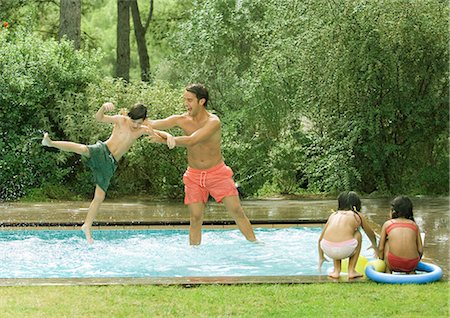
41,133,52,147
328,271,340,279
81,224,94,244
348,271,363,279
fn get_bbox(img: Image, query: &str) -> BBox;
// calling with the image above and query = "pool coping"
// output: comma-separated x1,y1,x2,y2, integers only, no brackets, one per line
0,275,366,286
0,219,327,230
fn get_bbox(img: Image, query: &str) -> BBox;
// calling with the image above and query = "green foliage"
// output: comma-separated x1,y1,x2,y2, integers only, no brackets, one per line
165,0,449,196
1,0,448,200
0,28,101,201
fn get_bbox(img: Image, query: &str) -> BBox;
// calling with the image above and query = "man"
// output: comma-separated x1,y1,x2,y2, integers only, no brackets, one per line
42,102,174,243
147,84,256,245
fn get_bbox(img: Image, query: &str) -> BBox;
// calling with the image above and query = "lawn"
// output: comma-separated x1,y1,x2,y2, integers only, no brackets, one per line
0,281,448,317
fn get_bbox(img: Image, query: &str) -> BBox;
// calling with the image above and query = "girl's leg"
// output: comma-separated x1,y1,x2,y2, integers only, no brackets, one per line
348,231,363,278
42,133,89,156
81,185,106,243
329,259,341,279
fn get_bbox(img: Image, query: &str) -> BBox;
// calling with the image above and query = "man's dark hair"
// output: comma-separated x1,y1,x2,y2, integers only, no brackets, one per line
128,103,147,120
186,83,209,107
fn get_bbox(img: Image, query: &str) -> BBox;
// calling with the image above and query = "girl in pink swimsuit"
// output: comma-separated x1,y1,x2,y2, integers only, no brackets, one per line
318,191,379,279
378,196,423,273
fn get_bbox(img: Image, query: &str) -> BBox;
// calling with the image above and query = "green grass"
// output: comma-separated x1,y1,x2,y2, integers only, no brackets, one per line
0,282,448,317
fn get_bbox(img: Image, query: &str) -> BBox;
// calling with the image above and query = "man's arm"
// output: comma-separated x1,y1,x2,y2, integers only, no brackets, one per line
96,102,124,124
146,115,182,130
172,118,220,148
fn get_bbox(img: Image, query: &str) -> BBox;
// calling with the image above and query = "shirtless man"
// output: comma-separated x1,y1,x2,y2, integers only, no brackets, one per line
147,84,256,245
42,102,174,243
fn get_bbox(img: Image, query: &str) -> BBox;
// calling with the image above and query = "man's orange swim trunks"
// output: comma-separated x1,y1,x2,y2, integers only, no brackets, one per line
183,162,239,204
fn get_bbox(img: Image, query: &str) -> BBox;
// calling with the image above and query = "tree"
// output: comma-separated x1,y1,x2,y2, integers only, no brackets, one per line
59,0,81,49
130,0,153,82
116,0,130,81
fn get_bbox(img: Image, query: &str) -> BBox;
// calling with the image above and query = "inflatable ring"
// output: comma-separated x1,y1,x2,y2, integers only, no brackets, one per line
365,261,443,284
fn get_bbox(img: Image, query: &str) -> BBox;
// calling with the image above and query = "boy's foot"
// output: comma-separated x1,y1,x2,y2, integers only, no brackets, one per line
41,133,52,147
81,224,94,244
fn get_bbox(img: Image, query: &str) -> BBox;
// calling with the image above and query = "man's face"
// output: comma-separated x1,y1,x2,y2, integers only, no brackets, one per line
184,91,204,116
131,118,144,130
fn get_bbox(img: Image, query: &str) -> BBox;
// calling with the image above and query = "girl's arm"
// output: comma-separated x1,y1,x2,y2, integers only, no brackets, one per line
359,213,379,256
318,222,330,271
378,223,387,260
416,224,424,257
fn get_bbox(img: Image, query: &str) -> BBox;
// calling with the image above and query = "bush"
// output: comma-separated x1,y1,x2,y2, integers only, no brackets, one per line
0,28,101,200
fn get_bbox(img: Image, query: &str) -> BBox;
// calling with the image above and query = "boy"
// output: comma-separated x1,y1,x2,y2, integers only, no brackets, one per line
42,102,174,243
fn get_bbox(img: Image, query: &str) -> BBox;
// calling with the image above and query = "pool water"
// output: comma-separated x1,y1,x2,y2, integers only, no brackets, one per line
0,227,375,279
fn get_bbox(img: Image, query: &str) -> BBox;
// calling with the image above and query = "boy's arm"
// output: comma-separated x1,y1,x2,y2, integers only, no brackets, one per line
172,118,220,148
146,115,182,130
146,128,175,149
96,102,124,124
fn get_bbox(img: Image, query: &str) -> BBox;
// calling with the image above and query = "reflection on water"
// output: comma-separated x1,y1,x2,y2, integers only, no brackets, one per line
0,196,448,277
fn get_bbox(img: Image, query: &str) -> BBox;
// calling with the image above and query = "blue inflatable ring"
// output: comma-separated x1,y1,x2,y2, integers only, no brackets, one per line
365,261,443,284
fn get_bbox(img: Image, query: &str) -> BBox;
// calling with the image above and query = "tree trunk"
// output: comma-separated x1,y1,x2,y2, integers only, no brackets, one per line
116,0,130,81
130,0,152,82
59,0,81,49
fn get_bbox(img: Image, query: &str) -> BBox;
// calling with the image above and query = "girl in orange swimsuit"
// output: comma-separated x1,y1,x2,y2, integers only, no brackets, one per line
378,196,423,273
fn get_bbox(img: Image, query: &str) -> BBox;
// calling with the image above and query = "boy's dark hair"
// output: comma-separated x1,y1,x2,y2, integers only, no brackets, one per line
128,103,147,120
337,191,362,212
186,83,209,107
391,196,414,221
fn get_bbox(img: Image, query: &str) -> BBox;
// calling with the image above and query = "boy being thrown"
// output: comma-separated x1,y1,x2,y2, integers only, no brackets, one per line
42,102,175,243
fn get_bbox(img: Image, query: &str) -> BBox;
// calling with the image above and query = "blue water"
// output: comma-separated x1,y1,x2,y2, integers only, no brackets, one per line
0,227,375,278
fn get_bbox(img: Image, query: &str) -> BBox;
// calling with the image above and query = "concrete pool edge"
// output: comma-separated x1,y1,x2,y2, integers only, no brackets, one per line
0,219,327,230
0,275,367,286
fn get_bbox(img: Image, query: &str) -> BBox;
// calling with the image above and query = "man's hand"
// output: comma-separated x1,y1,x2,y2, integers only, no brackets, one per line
148,130,176,149
166,134,176,149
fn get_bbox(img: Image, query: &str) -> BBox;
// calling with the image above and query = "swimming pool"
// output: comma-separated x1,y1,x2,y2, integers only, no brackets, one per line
0,227,374,279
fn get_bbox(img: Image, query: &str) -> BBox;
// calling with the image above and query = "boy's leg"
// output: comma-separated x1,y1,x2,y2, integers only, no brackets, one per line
222,196,256,242
188,202,205,245
329,259,341,279
81,185,106,243
348,231,363,279
42,133,89,156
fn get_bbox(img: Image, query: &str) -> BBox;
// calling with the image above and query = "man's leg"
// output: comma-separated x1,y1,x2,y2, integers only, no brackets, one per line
81,185,106,243
222,196,256,242
42,133,89,156
188,202,206,245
